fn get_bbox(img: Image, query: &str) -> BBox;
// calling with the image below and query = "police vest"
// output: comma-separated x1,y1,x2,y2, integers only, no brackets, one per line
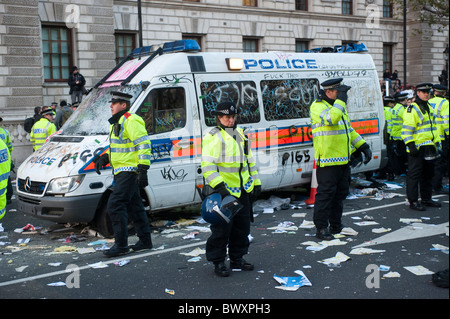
428,96,449,139
201,126,261,198
0,127,13,153
108,112,151,175
30,118,57,151
390,103,407,140
0,139,11,220
310,98,366,167
401,102,440,150
384,106,392,136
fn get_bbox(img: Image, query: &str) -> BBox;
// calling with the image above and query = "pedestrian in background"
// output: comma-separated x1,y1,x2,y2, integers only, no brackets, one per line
401,83,442,211
201,101,261,277
24,106,41,134
94,91,152,258
54,100,73,130
310,78,372,240
68,66,86,104
30,107,56,151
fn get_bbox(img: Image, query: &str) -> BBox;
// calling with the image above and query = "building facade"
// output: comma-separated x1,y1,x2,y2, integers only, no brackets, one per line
0,0,448,168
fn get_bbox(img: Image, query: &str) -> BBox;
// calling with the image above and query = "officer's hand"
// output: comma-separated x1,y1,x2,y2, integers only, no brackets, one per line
407,142,419,157
94,154,109,175
214,182,230,199
252,185,261,197
349,149,363,168
336,85,351,103
359,143,372,164
137,164,149,189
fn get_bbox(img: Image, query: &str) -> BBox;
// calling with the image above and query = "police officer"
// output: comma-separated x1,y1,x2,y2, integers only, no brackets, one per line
94,91,153,257
30,108,57,151
379,96,395,180
429,84,449,194
201,101,261,277
310,78,372,240
390,92,409,176
0,118,13,204
0,139,11,220
401,83,442,211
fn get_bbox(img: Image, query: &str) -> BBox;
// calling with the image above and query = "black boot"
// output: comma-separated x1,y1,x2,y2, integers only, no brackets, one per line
130,237,153,252
316,228,333,240
103,244,130,258
409,201,425,211
230,258,254,271
421,200,442,208
329,224,344,234
214,262,230,277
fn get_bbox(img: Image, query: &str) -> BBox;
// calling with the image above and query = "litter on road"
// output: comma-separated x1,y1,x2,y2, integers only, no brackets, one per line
273,270,312,291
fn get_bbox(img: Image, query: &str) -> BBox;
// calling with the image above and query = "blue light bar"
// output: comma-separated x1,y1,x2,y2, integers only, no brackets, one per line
305,43,368,53
162,40,201,53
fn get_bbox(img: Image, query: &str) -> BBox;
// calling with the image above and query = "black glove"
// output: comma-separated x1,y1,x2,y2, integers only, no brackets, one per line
336,85,351,103
359,143,372,164
349,149,363,168
93,154,109,175
252,185,261,197
214,182,230,198
137,164,149,189
406,142,418,157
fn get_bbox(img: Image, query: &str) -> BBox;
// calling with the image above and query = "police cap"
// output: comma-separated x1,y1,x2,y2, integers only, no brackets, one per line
383,95,395,104
109,91,133,103
415,83,433,92
320,78,344,90
395,92,408,101
41,108,54,116
433,84,447,92
212,101,239,116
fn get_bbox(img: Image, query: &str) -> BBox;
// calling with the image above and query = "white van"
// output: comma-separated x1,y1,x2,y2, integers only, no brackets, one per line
16,40,386,235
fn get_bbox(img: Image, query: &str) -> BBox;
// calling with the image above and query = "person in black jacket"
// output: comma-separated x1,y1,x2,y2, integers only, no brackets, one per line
68,66,86,104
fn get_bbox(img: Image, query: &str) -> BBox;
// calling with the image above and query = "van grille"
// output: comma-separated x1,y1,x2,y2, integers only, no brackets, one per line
17,178,46,195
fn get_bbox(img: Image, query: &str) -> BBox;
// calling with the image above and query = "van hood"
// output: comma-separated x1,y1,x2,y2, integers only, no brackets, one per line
18,135,110,182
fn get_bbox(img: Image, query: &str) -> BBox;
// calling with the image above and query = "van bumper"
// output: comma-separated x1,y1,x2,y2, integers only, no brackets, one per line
16,193,102,223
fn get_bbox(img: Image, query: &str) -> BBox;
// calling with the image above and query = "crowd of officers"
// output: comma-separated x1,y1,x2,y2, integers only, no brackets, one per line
383,83,449,211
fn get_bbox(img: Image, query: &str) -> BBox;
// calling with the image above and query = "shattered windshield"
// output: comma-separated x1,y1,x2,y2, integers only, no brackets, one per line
61,84,143,136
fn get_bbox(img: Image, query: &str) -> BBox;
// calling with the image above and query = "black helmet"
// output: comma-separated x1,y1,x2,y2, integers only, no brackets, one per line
212,102,239,116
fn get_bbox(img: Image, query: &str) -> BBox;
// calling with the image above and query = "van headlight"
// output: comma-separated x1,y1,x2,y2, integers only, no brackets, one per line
46,175,85,195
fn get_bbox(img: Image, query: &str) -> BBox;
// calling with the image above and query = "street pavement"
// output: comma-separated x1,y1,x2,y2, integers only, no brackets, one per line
0,174,448,307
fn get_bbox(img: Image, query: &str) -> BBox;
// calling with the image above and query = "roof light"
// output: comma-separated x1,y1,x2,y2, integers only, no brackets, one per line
162,40,201,53
226,58,244,71
305,43,368,53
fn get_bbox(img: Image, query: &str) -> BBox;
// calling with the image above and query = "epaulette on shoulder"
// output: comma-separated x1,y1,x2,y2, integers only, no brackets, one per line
407,105,413,113
209,127,221,135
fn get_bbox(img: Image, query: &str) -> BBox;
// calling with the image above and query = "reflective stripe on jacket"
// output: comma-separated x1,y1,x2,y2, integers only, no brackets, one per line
201,126,261,198
310,98,365,167
30,118,57,151
401,102,440,150
428,96,449,139
0,139,11,220
108,112,151,175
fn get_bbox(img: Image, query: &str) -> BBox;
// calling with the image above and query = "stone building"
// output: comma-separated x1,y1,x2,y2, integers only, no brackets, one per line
0,0,448,168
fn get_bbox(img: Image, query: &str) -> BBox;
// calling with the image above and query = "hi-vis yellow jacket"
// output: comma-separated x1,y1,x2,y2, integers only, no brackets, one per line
0,139,11,220
401,102,440,151
108,112,151,175
428,95,449,140
390,103,407,140
310,98,366,167
30,118,57,151
201,126,261,198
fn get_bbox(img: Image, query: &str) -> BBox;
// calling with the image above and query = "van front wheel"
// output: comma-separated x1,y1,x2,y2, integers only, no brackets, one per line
93,203,114,238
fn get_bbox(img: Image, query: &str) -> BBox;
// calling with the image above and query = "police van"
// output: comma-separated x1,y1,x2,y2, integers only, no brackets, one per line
16,40,386,235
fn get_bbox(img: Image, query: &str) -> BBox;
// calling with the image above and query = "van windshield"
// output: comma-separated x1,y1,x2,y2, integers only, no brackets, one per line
61,84,143,136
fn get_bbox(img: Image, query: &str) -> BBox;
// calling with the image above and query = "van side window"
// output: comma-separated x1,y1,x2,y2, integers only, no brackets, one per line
261,78,320,121
136,87,186,134
200,81,260,126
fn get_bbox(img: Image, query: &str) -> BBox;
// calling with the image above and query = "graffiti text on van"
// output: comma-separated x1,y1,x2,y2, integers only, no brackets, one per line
243,59,318,70
30,156,56,166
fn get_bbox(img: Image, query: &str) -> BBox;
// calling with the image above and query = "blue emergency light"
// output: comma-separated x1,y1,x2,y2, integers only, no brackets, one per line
305,43,368,53
162,39,201,53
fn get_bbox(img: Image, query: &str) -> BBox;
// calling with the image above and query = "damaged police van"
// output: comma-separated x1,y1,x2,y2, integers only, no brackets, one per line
16,40,386,236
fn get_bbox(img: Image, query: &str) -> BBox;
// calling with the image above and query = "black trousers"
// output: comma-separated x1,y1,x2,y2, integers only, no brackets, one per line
313,164,350,230
107,171,151,247
206,189,251,263
392,140,408,175
406,149,435,203
432,137,449,190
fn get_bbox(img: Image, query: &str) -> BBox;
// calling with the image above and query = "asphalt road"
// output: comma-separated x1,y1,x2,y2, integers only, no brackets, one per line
0,175,448,309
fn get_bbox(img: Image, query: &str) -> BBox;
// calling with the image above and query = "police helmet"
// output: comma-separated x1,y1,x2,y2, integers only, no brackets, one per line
201,193,243,225
212,101,239,116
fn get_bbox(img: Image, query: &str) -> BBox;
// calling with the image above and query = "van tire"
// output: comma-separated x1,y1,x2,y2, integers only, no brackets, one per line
94,203,114,238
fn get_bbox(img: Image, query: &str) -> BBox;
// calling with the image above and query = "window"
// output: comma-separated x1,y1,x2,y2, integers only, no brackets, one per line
136,87,187,134
383,0,393,18
42,25,72,82
383,44,393,75
342,0,353,15
200,81,261,126
243,38,259,52
295,0,308,11
243,0,257,6
261,79,319,121
295,40,309,53
115,33,136,64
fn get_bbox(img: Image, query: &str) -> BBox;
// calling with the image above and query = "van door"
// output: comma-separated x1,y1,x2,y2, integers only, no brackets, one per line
135,81,200,209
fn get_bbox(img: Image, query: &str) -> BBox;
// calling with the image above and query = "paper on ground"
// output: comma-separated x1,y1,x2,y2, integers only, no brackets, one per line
372,227,391,233
273,270,312,291
179,247,205,257
350,248,386,255
299,220,315,229
318,252,350,265
89,261,109,269
403,265,434,276
383,271,401,278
